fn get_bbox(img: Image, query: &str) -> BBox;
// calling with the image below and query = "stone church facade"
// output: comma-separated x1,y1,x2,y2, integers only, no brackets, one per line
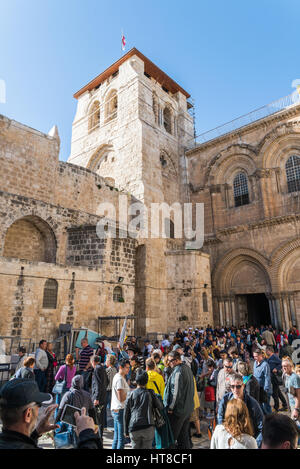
0,49,213,343
0,48,299,343
186,99,300,331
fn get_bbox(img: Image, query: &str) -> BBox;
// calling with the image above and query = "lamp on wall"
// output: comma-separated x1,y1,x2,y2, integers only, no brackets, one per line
204,284,208,289
118,277,124,283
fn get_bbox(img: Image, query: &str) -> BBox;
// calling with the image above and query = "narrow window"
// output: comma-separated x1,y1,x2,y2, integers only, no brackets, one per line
163,107,172,134
43,279,58,309
88,101,100,133
203,292,208,313
113,286,124,302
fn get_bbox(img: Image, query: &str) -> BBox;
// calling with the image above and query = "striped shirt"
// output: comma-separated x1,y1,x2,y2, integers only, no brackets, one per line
79,345,94,371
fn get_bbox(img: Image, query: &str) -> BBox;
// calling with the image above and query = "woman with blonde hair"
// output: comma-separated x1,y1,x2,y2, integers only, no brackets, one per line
210,399,257,449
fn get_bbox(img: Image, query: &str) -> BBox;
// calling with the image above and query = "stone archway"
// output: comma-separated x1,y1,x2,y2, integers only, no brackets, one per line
213,249,272,326
3,215,57,263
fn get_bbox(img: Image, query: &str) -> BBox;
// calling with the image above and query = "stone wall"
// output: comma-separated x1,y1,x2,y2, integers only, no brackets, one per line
186,105,300,328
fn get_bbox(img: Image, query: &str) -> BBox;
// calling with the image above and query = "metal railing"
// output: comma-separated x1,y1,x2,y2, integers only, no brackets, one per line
191,90,300,147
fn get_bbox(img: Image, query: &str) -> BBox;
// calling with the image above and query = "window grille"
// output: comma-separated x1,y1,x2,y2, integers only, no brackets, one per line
286,155,300,193
233,173,249,207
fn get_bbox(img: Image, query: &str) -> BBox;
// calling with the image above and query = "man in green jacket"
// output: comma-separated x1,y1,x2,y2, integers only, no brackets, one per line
163,351,195,449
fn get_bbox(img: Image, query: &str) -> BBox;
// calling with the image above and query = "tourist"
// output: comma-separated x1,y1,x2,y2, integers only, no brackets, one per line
253,349,273,414
34,340,48,392
163,355,173,383
14,347,27,374
15,357,35,380
237,361,260,402
104,354,117,429
0,379,58,449
216,357,234,405
163,350,195,449
91,355,108,438
281,358,300,420
211,399,257,449
129,355,143,390
262,327,276,347
76,338,94,391
261,413,299,449
111,359,130,449
124,370,163,449
279,338,294,359
217,372,264,447
55,374,96,424
45,342,57,394
145,358,165,398
265,346,288,412
54,354,76,394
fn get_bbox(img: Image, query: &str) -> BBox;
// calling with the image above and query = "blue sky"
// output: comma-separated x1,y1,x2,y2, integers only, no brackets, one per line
0,0,299,161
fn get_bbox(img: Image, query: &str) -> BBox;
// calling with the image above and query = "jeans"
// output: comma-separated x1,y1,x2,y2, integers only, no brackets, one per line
104,390,112,428
112,409,125,449
130,426,155,449
34,369,46,392
261,394,272,415
168,413,192,449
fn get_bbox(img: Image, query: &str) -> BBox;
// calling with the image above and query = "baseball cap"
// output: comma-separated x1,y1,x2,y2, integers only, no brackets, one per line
0,379,52,408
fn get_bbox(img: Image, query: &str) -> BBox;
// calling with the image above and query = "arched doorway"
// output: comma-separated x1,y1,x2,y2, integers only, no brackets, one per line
214,252,272,326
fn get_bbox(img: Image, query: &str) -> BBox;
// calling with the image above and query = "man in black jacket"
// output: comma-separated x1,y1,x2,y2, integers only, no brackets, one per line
0,379,101,449
91,355,108,438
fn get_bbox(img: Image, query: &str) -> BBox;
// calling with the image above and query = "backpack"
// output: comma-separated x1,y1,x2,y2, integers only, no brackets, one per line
204,385,215,402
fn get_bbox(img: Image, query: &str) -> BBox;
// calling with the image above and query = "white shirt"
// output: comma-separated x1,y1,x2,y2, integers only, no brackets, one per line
111,373,130,411
210,425,257,450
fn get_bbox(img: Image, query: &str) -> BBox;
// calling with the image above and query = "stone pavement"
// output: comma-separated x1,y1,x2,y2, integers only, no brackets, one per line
36,419,211,449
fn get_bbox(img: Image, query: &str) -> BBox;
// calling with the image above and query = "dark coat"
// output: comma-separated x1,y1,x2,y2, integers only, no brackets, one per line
55,375,96,423
217,390,264,447
124,387,163,434
91,364,108,405
0,429,101,449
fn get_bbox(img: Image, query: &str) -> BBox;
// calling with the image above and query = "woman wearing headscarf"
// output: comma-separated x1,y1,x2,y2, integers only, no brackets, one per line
55,374,96,424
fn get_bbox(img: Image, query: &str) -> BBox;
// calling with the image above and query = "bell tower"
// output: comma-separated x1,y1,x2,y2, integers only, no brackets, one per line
69,48,194,207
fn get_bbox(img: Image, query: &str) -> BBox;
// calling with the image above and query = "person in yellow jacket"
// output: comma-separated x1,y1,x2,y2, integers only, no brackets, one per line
145,358,165,398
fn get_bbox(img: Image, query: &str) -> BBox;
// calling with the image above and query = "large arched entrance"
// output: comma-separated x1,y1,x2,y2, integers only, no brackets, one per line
214,251,273,326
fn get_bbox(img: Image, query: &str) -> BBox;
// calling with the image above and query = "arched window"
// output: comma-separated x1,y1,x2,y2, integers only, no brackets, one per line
42,279,58,309
88,101,100,133
233,173,250,207
105,90,118,122
163,107,172,134
286,155,300,193
202,292,208,313
113,286,124,302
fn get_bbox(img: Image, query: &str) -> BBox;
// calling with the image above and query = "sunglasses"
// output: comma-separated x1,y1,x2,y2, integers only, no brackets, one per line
230,384,243,389
224,365,233,369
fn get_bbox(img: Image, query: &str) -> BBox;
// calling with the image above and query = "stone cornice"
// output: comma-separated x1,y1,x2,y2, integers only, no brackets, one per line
186,103,300,156
205,213,300,242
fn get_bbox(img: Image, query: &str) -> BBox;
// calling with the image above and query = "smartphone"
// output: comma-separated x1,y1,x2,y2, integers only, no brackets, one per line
61,404,82,427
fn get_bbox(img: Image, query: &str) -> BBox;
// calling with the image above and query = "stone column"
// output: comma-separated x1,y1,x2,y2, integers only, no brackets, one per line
218,299,224,326
273,294,284,330
229,297,236,326
288,293,297,327
266,293,275,327
282,294,292,331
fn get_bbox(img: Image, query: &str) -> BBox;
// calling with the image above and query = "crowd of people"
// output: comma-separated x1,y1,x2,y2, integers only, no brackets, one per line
0,323,299,450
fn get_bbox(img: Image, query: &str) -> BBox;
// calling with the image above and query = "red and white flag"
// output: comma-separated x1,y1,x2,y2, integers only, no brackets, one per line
121,33,126,51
